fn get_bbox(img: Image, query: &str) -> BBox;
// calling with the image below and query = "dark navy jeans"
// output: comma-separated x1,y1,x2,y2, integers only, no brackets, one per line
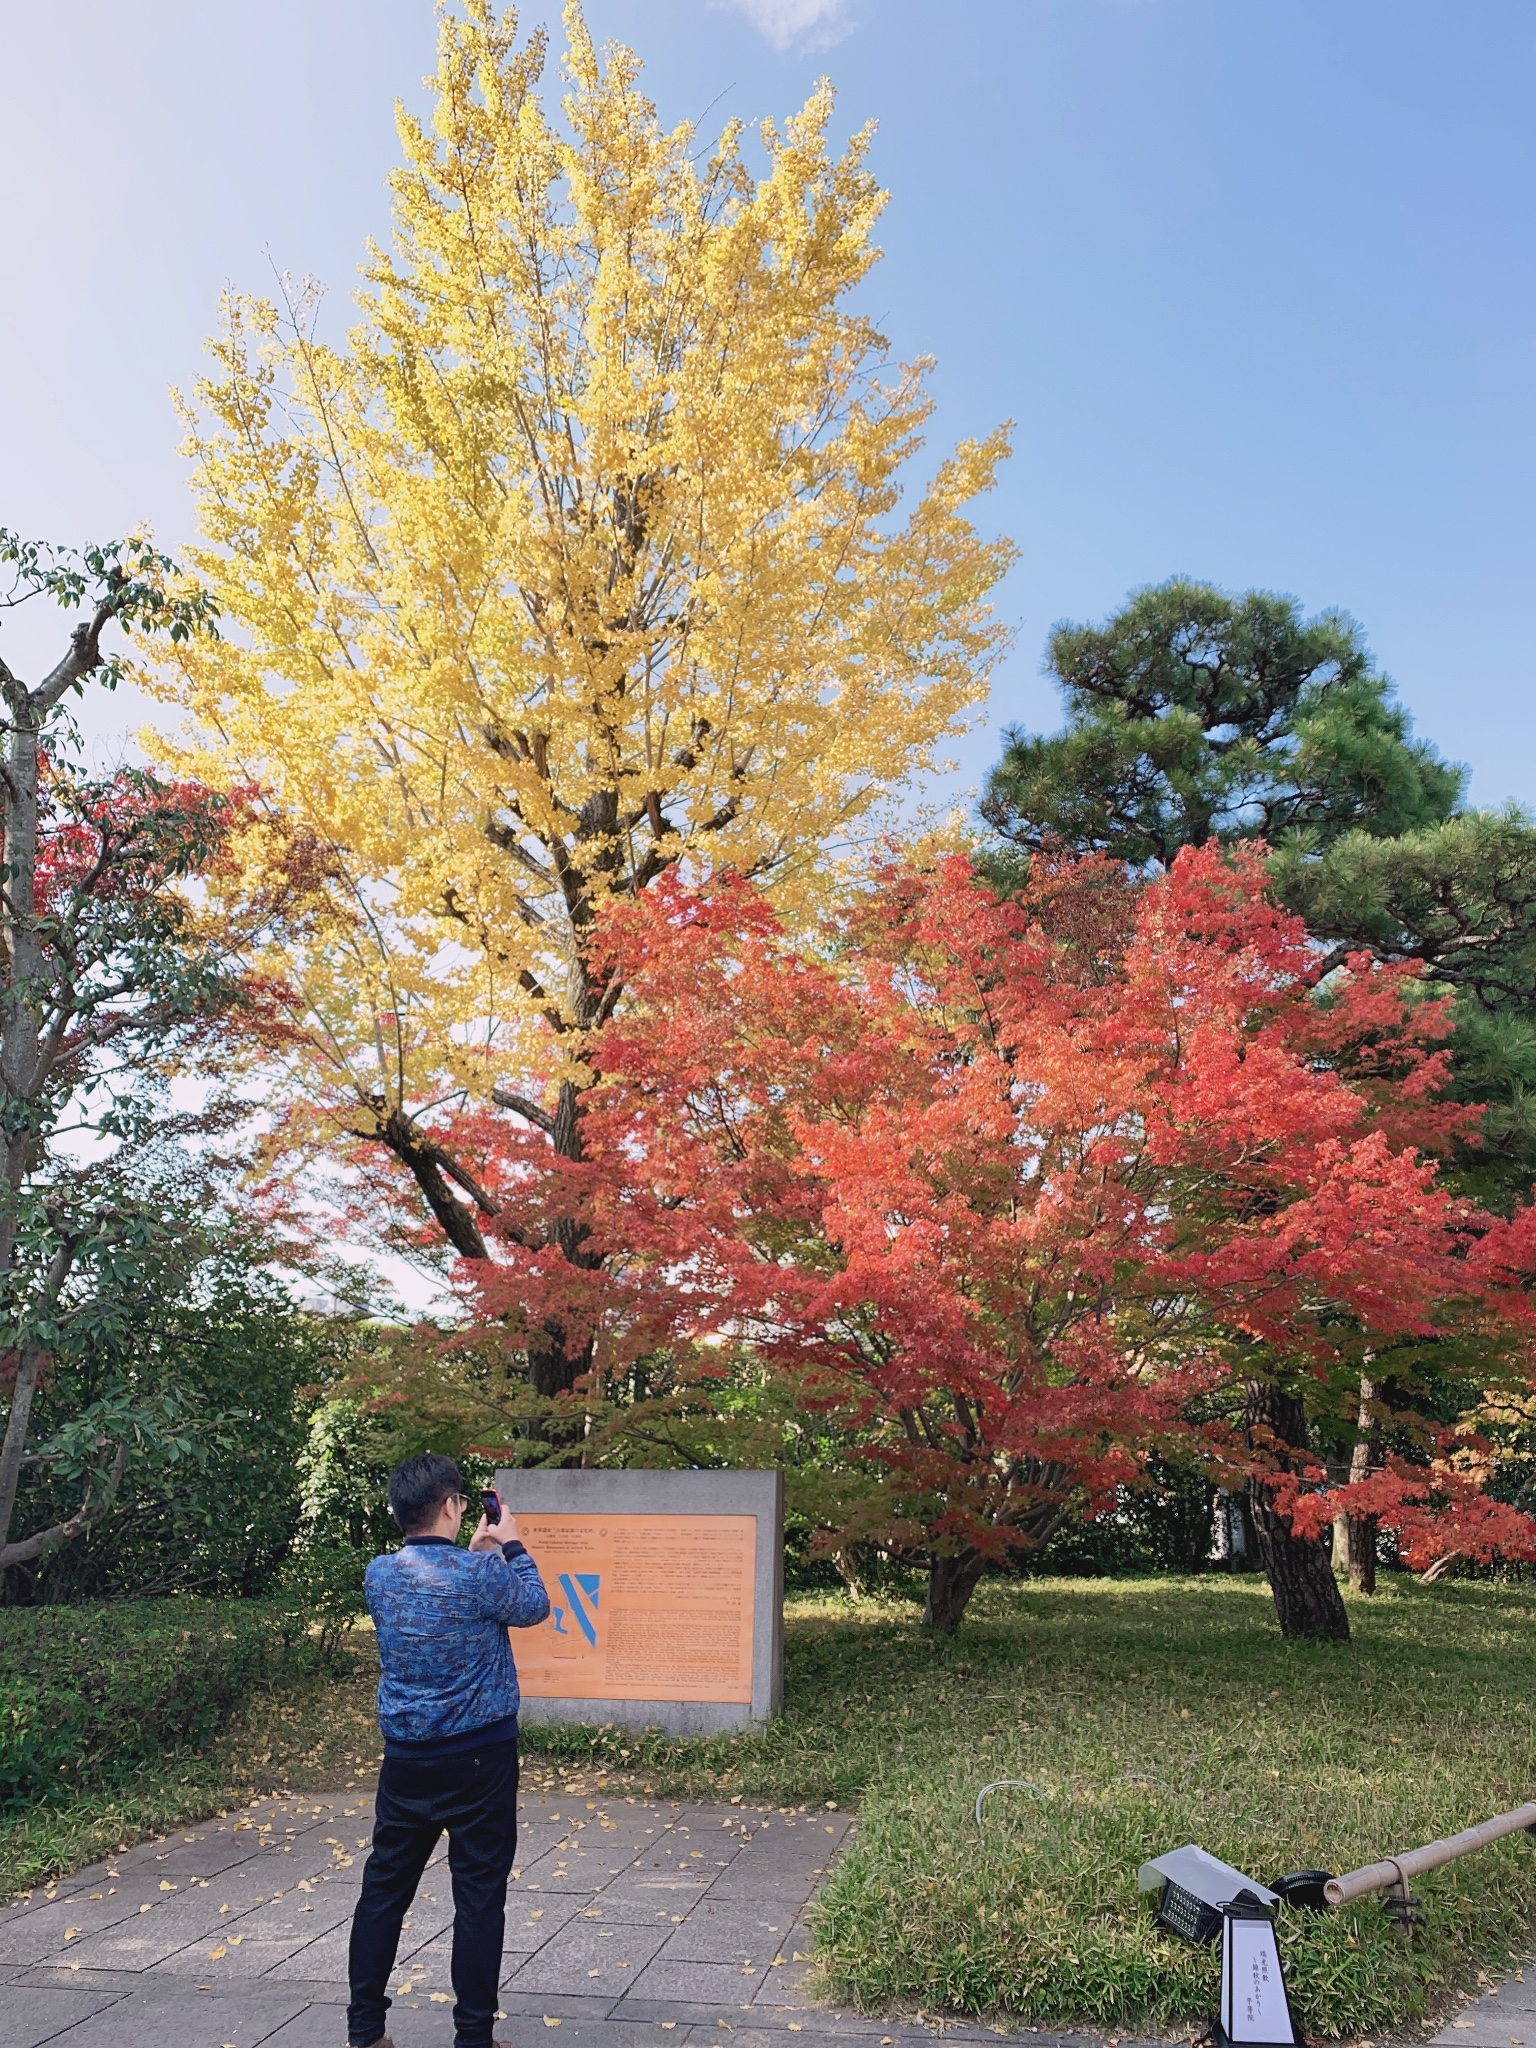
347,1736,519,2048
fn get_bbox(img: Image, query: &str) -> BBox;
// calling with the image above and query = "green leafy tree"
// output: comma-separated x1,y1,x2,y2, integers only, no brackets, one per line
0,531,245,1573
8,1237,329,1602
1272,807,1536,1004
1270,810,1536,1199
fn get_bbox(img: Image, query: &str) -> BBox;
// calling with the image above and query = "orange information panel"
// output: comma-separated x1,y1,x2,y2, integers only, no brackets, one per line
513,1513,757,1705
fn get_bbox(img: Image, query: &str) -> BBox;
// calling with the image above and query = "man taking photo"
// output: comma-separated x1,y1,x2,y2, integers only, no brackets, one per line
348,1453,550,2048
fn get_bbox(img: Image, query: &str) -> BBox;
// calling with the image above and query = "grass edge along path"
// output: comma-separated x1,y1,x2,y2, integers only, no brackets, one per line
5,1576,1536,2042
787,1578,1536,2043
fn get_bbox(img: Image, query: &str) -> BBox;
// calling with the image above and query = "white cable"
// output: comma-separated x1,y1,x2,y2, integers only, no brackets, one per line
974,1779,1043,1825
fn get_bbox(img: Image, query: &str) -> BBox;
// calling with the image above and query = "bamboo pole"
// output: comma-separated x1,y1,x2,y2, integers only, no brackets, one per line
1325,1801,1536,1907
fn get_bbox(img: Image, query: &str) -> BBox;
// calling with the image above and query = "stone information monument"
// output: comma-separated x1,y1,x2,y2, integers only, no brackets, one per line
491,1467,784,1734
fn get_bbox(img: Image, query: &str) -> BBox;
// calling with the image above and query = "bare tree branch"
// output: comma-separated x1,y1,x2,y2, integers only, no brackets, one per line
492,1086,556,1134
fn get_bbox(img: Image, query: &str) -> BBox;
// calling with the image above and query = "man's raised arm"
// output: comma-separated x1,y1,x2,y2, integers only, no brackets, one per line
467,1509,551,1627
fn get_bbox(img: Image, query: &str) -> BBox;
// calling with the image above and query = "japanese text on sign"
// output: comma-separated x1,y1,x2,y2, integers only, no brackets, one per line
1226,1917,1294,2046
513,1513,757,1704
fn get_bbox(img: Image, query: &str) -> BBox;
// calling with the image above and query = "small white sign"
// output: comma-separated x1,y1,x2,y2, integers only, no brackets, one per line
1224,1914,1296,2045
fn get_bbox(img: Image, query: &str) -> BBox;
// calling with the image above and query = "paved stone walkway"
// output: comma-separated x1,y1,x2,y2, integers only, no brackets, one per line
0,1791,1085,2048
8,1783,1525,2048
1430,1966,1534,2048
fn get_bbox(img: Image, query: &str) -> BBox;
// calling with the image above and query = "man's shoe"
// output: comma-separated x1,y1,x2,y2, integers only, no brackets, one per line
349,2036,396,2048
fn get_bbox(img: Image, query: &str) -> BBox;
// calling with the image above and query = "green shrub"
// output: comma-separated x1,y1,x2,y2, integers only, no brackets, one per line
295,1392,411,1558
0,1599,271,1810
8,1262,335,1604
269,1545,370,1668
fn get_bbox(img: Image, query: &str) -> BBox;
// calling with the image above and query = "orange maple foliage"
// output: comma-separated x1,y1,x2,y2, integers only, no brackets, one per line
460,845,1536,1626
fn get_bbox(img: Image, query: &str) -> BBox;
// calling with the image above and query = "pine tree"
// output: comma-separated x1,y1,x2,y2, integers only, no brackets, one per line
981,578,1461,866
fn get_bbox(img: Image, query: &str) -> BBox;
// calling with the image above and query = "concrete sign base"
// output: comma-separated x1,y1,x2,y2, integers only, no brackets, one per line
493,1466,784,1735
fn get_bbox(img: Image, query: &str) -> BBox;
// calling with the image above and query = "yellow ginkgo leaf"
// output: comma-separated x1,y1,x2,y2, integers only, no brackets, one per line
145,3,1012,1284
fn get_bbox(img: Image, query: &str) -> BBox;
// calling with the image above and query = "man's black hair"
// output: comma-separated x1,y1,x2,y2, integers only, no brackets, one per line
388,1452,464,1535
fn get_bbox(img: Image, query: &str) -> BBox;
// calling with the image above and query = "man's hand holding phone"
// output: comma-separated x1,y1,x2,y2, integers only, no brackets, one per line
468,1486,520,1551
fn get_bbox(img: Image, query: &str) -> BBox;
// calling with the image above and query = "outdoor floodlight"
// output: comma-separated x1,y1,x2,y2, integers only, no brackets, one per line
1137,1844,1279,1946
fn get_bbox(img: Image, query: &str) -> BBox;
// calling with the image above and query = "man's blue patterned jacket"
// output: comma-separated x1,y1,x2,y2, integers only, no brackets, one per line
366,1533,550,1749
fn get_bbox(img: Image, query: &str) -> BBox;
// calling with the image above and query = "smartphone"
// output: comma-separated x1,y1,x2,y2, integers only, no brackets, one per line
479,1487,502,1523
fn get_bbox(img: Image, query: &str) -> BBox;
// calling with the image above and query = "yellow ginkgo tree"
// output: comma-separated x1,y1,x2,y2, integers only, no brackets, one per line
146,0,1014,1390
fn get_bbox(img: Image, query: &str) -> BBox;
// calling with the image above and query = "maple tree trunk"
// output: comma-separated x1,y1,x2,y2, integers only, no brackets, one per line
1346,1509,1378,1595
922,1549,989,1635
527,1317,595,1403
831,1546,864,1600
1245,1382,1351,1641
383,1108,491,1261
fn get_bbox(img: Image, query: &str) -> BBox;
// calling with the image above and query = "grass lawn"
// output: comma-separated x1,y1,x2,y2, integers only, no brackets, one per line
6,1573,1535,2040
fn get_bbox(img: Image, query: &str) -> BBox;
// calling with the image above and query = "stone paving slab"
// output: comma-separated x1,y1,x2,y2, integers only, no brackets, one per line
0,1987,121,2048
2,1791,885,2048
502,1919,674,1996
1431,1968,1536,2048
25,1981,314,2048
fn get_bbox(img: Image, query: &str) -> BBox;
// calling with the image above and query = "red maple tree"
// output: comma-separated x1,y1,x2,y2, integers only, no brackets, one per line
461,845,1536,1634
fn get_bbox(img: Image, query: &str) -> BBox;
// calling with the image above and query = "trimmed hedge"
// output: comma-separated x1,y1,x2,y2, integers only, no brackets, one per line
0,1599,271,1810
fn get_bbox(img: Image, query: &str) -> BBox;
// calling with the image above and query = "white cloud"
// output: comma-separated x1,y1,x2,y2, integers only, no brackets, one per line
719,0,856,54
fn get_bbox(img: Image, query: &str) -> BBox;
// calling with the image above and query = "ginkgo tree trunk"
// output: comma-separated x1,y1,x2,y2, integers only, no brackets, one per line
146,1,1014,1399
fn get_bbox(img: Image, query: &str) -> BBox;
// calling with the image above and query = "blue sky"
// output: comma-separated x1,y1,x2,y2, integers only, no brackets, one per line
3,0,1533,809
